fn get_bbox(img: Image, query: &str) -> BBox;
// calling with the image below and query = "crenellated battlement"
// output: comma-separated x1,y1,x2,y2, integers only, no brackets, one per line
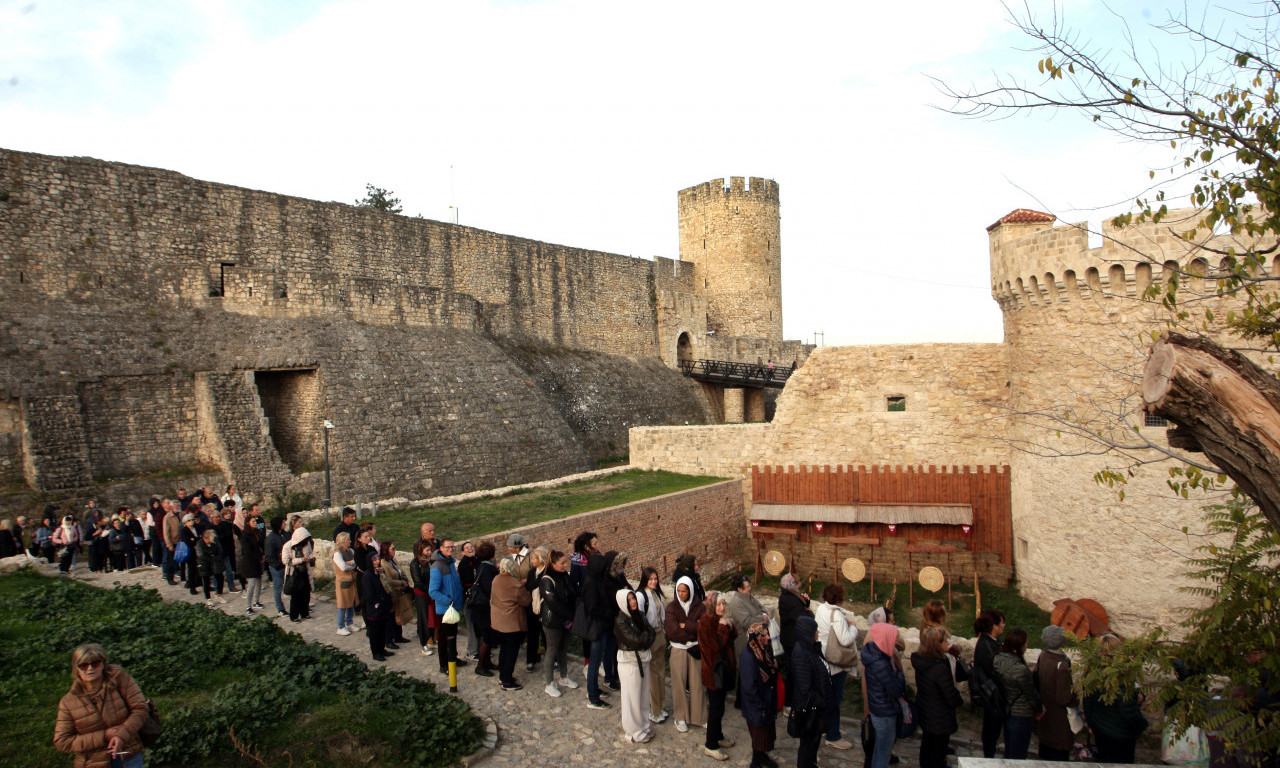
988,206,1280,314
678,176,780,206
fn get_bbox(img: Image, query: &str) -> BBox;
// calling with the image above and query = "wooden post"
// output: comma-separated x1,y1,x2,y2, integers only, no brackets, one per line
973,565,982,615
947,551,953,611
908,550,914,607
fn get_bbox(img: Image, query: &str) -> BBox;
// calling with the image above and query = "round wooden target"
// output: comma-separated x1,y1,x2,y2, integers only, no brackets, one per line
763,550,787,576
918,566,945,593
841,557,866,583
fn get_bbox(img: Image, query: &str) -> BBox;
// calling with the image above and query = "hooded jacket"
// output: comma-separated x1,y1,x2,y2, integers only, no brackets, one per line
664,575,705,648
539,567,575,627
427,550,464,614
788,615,835,721
614,589,655,669
861,628,906,717
584,551,625,624
283,527,315,587
911,652,964,735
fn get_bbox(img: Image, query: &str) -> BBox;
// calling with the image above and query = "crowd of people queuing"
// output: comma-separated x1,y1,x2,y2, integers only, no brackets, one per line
10,493,1173,768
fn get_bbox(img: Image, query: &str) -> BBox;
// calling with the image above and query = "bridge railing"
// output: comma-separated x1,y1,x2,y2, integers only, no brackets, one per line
677,359,794,388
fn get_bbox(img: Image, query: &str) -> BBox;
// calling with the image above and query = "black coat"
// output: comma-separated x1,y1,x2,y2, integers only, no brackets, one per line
196,537,223,577
584,552,626,623
777,590,812,656
235,529,264,578
539,569,575,627
911,653,964,735
788,634,835,718
739,645,779,728
362,568,391,620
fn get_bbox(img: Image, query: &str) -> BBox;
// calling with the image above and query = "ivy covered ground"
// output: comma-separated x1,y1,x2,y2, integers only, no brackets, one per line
0,570,483,767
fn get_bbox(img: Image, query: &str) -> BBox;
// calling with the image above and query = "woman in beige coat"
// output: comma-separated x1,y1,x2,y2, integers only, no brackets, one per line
54,643,149,768
490,556,531,691
332,532,359,635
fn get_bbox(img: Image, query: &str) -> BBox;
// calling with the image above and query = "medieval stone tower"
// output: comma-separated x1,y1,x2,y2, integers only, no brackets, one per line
678,177,783,342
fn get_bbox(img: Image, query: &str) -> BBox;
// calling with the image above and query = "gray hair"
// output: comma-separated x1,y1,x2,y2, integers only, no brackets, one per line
498,556,517,576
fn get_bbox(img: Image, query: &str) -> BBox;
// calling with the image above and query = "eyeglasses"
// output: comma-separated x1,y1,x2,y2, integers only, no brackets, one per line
440,544,455,550
77,660,103,672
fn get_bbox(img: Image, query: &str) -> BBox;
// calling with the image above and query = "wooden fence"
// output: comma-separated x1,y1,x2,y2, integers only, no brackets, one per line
751,464,1012,565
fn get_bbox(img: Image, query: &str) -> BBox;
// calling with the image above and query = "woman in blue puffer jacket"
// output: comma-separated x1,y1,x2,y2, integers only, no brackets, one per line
862,622,906,768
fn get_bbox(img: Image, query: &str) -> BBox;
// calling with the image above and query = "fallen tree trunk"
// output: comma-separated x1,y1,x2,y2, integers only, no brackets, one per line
1143,332,1280,532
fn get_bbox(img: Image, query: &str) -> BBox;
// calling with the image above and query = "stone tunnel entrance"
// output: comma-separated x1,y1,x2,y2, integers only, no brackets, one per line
254,369,322,473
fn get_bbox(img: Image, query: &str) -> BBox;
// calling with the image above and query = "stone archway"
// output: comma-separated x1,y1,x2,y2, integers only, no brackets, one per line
677,331,693,365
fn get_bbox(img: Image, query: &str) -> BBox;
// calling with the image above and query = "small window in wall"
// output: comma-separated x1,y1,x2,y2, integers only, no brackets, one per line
1144,413,1169,428
887,396,906,412
1017,536,1029,562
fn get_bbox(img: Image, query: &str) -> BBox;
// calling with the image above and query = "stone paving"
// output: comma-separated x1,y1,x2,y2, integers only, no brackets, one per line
61,562,992,768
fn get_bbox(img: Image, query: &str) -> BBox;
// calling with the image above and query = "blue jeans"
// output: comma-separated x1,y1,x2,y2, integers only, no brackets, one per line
586,631,618,703
1004,715,1034,759
161,546,175,581
269,565,286,613
337,607,354,629
110,751,144,768
870,714,897,768
826,671,848,740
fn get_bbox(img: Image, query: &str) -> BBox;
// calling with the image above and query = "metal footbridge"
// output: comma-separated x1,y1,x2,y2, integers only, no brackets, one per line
677,359,794,388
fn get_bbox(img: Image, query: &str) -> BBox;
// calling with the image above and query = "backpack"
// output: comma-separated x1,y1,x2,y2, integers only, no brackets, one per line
970,663,1008,721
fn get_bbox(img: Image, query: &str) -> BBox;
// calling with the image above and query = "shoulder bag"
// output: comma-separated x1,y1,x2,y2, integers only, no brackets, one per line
139,697,162,747
822,606,859,667
712,655,735,692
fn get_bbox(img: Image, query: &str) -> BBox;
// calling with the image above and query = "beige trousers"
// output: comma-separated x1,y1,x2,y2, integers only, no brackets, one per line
669,645,707,726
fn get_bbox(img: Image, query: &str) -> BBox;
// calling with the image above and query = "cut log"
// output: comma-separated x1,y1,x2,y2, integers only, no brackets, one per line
1143,332,1280,532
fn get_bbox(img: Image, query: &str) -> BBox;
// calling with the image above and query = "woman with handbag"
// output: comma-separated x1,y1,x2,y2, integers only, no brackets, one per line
698,590,738,761
332,532,359,635
665,575,707,732
816,583,859,750
378,541,412,648
912,626,966,768
788,615,832,768
428,538,466,676
283,521,314,622
54,643,150,768
491,556,532,691
739,621,781,768
862,621,906,768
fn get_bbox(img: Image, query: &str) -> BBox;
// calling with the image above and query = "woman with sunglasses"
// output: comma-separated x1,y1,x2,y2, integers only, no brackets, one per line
54,643,150,767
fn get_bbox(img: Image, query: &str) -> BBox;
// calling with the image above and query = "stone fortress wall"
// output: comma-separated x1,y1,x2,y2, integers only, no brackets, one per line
633,207,1272,635
0,149,808,508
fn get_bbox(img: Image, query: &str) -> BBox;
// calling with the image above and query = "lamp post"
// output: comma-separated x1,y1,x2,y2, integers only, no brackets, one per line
322,419,334,514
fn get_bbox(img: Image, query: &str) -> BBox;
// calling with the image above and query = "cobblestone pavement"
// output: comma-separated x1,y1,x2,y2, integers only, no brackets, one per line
69,564,992,768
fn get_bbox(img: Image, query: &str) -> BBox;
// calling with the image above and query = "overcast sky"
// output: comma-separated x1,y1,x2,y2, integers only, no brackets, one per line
0,0,1236,346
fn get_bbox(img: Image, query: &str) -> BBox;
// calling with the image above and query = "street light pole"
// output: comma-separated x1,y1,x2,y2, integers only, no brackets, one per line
322,419,334,514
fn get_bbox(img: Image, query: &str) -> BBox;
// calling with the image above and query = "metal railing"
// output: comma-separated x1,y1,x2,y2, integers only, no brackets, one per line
677,359,794,388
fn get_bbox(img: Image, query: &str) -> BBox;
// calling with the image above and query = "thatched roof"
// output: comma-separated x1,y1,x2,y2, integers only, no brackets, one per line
751,502,972,526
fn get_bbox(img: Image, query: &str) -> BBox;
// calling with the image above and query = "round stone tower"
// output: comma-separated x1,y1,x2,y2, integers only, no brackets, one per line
678,176,782,342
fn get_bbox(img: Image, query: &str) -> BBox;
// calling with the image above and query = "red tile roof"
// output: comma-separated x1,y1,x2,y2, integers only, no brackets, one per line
986,209,1055,231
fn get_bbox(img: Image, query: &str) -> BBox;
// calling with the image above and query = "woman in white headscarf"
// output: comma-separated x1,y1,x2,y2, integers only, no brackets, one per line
664,575,708,732
283,518,315,622
615,588,656,743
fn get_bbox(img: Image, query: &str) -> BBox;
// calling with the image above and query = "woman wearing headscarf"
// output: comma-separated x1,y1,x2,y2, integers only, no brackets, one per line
789,615,833,768
912,626,965,768
54,643,150,768
491,555,532,691
665,574,707,732
283,519,315,622
862,621,906,768
615,588,657,743
53,513,82,574
672,553,706,604
699,590,738,761
777,573,812,660
640,566,669,723
740,621,781,768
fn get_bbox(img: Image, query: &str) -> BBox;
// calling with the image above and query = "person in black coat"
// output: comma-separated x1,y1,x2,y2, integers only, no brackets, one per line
972,609,1006,758
788,615,833,768
363,554,394,661
471,542,499,676
740,622,781,768
583,550,626,702
912,627,966,768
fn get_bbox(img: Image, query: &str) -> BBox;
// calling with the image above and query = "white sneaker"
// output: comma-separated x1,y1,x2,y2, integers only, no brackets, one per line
676,720,689,733
649,712,668,724
354,623,365,631
558,676,580,689
544,682,562,698
336,627,352,636
421,645,435,656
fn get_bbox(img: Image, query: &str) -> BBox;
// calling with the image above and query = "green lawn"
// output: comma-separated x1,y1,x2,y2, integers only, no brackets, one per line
0,570,482,768
350,469,725,548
